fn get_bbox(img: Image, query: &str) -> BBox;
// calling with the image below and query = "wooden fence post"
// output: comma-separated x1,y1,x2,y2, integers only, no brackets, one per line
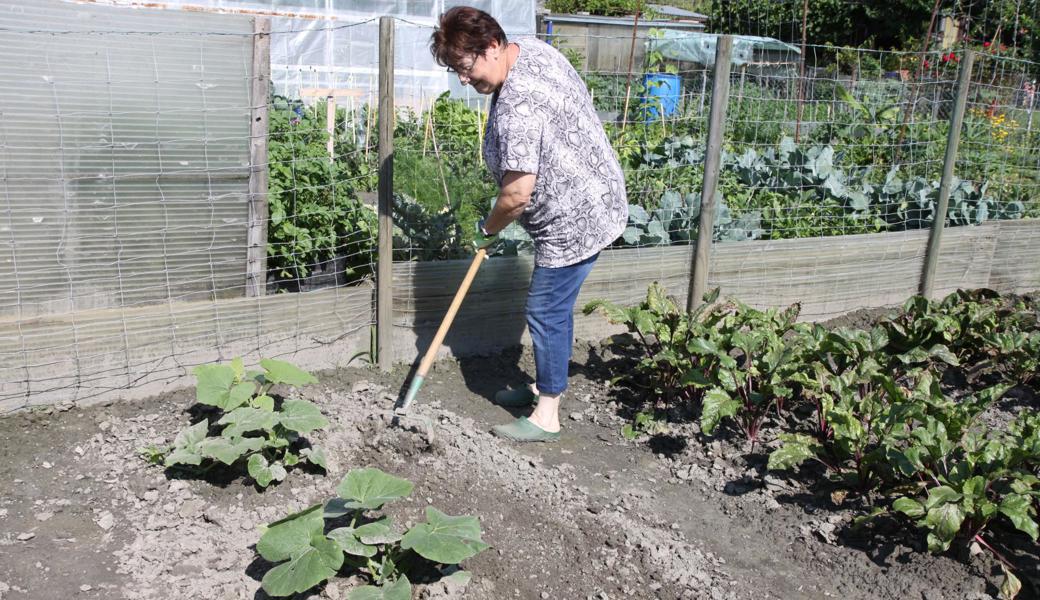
377,16,395,371
688,35,733,313
246,17,271,297
920,49,974,298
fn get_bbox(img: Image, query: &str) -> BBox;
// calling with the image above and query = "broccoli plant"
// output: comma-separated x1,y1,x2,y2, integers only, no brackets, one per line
146,357,328,488
257,467,489,598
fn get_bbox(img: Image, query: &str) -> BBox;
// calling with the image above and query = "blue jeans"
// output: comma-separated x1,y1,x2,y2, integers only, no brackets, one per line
526,253,599,396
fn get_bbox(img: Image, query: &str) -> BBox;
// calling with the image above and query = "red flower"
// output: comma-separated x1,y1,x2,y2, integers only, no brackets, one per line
923,59,931,68
983,41,991,48
941,53,950,63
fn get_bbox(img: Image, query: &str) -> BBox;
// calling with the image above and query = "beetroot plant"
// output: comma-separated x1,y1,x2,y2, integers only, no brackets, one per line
147,357,328,488
257,467,488,598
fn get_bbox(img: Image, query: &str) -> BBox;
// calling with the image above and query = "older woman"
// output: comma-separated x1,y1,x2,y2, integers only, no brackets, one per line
430,6,627,442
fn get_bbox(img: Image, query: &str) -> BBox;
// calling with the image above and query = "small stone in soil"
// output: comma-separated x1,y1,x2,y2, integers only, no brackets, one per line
80,584,92,592
17,532,35,541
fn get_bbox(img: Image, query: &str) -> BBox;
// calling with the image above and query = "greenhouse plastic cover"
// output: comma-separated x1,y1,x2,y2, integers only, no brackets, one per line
649,30,800,67
74,0,537,104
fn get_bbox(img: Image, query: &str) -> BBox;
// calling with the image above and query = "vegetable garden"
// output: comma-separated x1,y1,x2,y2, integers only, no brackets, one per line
2,4,1040,600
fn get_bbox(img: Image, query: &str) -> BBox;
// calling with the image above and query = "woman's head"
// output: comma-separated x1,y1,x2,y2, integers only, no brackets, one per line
430,6,510,94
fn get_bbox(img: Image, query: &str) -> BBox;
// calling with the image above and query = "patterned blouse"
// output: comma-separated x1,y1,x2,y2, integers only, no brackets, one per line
483,37,628,268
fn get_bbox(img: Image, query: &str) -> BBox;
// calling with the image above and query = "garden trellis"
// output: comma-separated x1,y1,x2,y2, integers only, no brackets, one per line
2,2,1040,413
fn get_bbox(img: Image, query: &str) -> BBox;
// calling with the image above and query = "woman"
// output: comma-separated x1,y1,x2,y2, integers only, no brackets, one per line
430,6,627,442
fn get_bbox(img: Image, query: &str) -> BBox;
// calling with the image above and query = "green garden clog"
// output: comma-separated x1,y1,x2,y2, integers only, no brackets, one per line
491,417,561,443
493,386,537,407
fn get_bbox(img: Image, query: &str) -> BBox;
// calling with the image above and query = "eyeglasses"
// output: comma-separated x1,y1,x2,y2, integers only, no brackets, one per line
446,52,484,77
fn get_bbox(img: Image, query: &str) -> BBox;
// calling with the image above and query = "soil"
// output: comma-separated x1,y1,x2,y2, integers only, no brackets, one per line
0,339,1036,599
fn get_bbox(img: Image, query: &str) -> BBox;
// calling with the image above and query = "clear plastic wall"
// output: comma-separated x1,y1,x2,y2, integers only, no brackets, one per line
84,0,537,104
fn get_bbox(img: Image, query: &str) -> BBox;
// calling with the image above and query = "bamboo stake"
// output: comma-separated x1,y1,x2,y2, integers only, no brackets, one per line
794,0,808,142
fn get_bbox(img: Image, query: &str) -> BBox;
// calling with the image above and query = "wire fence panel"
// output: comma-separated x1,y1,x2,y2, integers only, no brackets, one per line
4,7,1040,410
0,1,378,412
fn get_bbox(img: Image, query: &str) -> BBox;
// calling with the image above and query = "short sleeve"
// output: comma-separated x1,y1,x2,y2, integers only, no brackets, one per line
492,106,542,176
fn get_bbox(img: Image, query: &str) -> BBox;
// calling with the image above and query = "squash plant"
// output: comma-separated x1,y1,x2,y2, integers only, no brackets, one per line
257,467,489,598
148,357,328,488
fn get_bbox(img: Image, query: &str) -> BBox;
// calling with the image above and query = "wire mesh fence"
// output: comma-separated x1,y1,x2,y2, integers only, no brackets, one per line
3,6,1040,411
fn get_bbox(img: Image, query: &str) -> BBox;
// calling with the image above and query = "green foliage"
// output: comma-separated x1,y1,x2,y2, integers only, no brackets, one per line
267,97,377,284
546,0,642,17
709,0,936,52
589,283,1040,593
257,467,489,598
145,357,327,488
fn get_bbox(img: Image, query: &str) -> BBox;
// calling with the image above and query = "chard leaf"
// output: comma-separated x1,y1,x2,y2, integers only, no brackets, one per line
700,388,739,435
999,495,1039,541
924,503,964,552
218,407,280,438
261,359,318,387
248,454,288,488
400,507,489,564
197,435,263,465
279,399,329,434
767,434,818,471
1000,566,1022,600
301,446,328,471
893,497,925,518
194,364,237,409
924,485,962,510
334,468,414,510
348,576,411,600
260,534,343,597
326,527,377,557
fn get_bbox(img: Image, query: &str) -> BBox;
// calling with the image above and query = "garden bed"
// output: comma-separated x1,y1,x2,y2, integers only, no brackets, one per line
0,336,1027,600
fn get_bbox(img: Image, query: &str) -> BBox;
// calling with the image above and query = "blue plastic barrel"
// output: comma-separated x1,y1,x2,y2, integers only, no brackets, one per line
641,73,681,120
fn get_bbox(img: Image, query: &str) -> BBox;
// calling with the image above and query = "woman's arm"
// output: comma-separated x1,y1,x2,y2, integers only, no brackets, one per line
481,170,536,235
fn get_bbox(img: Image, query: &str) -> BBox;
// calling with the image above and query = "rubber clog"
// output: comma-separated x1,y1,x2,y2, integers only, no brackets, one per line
491,417,561,443
494,387,537,407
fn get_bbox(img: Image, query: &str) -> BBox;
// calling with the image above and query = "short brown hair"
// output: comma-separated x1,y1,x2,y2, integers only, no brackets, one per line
429,6,508,69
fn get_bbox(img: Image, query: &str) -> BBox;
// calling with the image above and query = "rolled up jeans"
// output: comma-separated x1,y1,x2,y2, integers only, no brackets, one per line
525,252,599,396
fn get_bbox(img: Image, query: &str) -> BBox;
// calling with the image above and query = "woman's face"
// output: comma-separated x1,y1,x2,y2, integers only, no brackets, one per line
451,39,507,94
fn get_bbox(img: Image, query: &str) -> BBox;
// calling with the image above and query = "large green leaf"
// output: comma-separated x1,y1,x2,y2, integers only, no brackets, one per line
248,454,288,488
767,434,818,471
226,381,257,411
194,364,237,409
326,527,377,557
334,468,414,511
261,359,318,387
348,576,411,600
700,388,739,435
261,534,343,597
400,507,489,564
163,420,210,467
279,399,329,434
258,504,325,562
354,516,402,545
217,407,280,438
197,435,264,465
300,446,328,471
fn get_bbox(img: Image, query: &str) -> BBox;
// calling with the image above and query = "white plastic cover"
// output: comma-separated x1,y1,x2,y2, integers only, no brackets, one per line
78,0,537,104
